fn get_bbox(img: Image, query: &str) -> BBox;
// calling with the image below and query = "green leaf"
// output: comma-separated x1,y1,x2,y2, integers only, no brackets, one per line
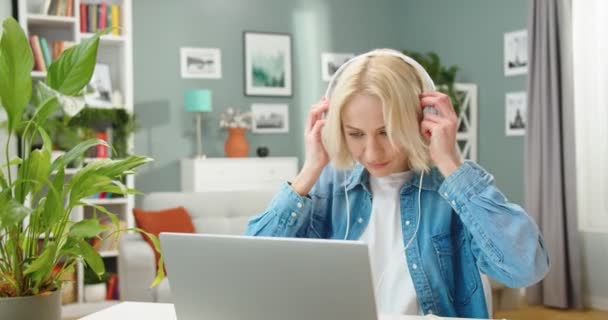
24,242,57,275
46,30,109,95
50,138,108,173
37,125,53,154
32,96,61,129
130,227,165,288
41,163,65,230
78,239,105,277
0,199,33,228
0,17,33,132
16,148,51,201
69,219,107,239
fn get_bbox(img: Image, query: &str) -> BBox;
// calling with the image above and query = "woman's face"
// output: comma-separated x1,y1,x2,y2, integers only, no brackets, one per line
341,94,409,176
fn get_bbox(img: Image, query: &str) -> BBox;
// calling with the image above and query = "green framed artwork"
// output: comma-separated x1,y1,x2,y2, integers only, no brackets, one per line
243,31,293,97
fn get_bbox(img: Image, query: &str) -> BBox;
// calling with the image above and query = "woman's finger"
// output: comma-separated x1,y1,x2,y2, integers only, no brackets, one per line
310,119,326,142
420,119,436,138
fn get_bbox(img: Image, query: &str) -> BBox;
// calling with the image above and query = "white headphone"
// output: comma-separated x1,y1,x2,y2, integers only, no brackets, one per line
323,49,436,293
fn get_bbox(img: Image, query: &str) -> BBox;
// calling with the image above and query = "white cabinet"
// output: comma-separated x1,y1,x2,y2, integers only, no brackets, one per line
181,157,298,192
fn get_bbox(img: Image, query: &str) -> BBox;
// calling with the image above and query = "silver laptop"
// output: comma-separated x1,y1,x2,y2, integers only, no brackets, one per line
159,233,378,320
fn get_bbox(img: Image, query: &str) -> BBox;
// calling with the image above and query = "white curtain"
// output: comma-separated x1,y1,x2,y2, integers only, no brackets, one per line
572,0,608,232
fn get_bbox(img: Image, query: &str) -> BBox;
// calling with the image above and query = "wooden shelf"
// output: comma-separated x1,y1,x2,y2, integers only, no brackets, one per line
28,14,77,27
31,70,47,78
99,250,119,258
84,198,129,205
80,33,126,46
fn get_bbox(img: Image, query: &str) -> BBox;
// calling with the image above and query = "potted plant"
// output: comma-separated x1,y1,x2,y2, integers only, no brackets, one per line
0,17,164,320
401,50,461,114
83,266,108,303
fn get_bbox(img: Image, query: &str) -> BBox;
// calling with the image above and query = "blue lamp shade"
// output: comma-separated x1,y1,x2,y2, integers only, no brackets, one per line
184,89,212,112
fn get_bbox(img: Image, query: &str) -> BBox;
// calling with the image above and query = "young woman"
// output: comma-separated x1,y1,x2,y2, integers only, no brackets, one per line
245,49,549,319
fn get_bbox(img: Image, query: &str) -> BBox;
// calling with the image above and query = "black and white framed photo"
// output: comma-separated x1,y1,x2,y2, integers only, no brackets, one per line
251,103,289,133
180,47,222,79
504,30,528,76
321,52,355,81
85,64,113,107
505,91,526,136
244,32,292,96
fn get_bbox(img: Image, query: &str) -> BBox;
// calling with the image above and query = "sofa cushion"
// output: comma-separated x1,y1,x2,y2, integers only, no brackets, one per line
133,206,195,270
142,191,276,235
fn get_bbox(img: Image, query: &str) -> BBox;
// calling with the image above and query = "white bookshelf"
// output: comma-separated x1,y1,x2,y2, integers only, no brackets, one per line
17,0,134,317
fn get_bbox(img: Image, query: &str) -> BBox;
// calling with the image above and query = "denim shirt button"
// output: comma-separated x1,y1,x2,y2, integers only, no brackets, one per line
427,309,433,314
412,263,417,270
291,212,298,218
357,217,364,224
443,192,448,197
451,200,456,206
297,202,303,208
405,220,411,226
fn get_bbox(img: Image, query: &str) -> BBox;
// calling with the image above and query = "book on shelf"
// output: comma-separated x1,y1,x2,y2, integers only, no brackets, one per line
106,273,119,300
39,37,52,67
79,3,122,35
29,35,46,72
42,0,74,17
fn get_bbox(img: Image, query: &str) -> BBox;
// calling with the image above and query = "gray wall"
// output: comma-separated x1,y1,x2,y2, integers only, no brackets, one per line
132,0,402,192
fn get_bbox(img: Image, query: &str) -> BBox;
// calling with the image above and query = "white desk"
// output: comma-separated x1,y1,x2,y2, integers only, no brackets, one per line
81,302,472,320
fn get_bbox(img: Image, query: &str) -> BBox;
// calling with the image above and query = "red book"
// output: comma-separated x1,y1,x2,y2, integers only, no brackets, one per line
96,132,108,158
98,3,107,29
79,3,87,32
106,273,117,300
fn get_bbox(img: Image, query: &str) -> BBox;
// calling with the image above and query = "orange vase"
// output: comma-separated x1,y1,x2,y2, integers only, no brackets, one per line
224,127,249,157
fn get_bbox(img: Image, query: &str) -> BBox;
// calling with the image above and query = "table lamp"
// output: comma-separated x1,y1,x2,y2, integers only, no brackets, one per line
184,89,212,158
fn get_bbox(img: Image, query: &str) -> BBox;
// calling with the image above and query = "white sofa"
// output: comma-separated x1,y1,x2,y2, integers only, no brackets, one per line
118,190,277,302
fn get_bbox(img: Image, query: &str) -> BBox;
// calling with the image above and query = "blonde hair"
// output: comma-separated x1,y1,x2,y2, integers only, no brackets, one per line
322,49,431,172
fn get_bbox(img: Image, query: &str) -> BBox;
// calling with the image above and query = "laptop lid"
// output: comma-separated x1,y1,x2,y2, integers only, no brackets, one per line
159,233,378,320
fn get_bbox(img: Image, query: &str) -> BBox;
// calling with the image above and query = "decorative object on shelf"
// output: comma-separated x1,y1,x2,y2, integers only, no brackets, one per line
0,17,163,320
256,146,269,157
505,91,526,136
83,267,108,303
251,103,289,133
504,30,528,76
85,63,113,107
321,52,355,81
180,47,222,79
225,128,249,157
219,107,251,157
184,89,213,158
244,31,293,96
400,50,461,114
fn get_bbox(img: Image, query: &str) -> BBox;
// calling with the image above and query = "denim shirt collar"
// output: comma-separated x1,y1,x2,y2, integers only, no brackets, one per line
344,163,442,193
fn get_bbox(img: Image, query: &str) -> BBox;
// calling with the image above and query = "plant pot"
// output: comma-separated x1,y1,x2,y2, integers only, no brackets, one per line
84,283,107,302
0,289,61,320
224,127,249,157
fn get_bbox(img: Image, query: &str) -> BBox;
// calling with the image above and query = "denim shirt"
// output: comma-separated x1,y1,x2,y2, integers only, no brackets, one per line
245,161,550,319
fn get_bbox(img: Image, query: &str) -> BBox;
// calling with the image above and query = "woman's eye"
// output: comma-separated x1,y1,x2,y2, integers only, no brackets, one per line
379,131,387,136
348,132,364,138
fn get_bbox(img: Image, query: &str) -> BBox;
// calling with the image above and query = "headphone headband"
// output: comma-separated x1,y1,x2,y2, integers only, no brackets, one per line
324,49,436,99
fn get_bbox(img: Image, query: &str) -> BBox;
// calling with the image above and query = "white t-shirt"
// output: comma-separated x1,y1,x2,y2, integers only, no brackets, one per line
359,171,419,315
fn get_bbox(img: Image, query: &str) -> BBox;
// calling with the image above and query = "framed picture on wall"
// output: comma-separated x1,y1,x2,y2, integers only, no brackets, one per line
251,103,289,133
505,91,527,136
504,30,528,76
85,64,113,107
244,31,292,96
321,52,355,81
180,47,222,79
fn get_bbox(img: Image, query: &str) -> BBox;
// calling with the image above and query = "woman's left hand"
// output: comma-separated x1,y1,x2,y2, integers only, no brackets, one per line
419,91,463,177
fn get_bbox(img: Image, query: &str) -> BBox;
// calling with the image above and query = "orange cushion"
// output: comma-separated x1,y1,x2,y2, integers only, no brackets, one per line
133,206,195,272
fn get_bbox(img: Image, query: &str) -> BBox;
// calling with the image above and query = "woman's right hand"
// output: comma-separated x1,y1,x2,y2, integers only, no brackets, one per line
291,98,330,196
